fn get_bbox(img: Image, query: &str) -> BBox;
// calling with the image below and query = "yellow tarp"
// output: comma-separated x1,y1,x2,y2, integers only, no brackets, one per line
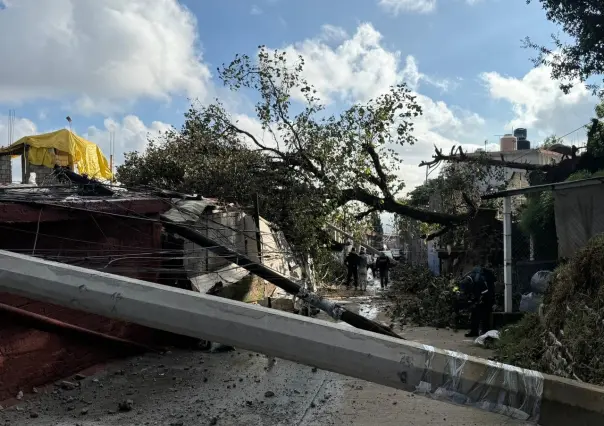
2,129,112,180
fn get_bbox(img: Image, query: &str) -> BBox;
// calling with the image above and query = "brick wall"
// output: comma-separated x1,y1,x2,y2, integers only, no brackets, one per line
0,156,11,184
0,210,195,401
25,163,57,185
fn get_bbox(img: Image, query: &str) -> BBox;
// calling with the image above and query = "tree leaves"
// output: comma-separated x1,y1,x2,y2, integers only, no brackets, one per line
526,0,604,96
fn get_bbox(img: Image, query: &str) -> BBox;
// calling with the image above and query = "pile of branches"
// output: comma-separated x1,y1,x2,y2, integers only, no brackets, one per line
496,235,604,385
386,263,469,328
313,248,347,288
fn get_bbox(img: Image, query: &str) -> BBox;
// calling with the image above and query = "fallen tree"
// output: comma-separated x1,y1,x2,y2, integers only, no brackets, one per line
386,263,470,329
126,47,477,228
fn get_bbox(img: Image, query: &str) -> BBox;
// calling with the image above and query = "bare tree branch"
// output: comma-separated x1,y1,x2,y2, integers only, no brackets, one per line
418,145,554,171
339,188,473,226
354,207,378,221
422,226,451,241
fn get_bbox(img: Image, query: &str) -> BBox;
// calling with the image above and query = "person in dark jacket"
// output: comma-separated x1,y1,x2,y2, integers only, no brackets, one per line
455,266,496,338
344,247,360,289
344,247,361,290
375,252,392,289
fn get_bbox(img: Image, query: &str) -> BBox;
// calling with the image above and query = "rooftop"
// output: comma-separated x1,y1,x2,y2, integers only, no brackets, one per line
481,176,604,200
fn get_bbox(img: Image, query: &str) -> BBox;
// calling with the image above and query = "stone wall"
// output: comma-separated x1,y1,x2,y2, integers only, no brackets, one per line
0,156,11,184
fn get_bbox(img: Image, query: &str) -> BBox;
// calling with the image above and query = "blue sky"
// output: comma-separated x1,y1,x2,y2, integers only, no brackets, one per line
0,0,599,192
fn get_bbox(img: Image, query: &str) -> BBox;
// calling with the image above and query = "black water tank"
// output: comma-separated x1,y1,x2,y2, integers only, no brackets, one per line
514,128,528,140
517,139,530,150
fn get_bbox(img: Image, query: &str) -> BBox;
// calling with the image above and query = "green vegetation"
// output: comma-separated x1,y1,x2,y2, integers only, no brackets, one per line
496,235,604,385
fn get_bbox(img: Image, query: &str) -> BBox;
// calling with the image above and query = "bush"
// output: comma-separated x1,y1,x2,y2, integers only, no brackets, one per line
496,235,604,384
386,263,469,329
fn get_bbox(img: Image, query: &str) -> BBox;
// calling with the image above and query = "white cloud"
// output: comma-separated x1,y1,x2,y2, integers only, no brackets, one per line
83,115,173,168
275,23,487,193
281,24,457,106
319,24,349,43
378,0,437,15
0,0,211,115
480,64,597,144
250,4,263,15
0,114,37,148
378,0,486,15
400,55,456,93
282,23,401,104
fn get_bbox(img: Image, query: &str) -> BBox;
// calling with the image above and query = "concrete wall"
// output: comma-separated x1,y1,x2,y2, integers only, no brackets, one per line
0,155,11,184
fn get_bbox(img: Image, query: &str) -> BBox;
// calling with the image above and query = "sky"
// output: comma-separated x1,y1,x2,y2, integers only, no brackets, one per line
0,0,600,201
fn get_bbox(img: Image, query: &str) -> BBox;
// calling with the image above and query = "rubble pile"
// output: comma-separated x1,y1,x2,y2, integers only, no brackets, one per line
496,235,604,385
386,264,468,329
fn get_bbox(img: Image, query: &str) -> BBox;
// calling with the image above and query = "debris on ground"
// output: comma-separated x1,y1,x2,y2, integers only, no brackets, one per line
118,399,134,412
496,235,604,385
474,330,500,348
386,264,468,328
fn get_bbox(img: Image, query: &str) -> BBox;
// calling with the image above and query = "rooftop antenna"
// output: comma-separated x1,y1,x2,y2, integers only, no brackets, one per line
7,109,15,146
65,116,72,132
109,131,115,182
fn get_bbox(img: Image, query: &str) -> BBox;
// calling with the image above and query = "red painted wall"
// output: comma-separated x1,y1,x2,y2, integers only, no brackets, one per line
0,201,192,401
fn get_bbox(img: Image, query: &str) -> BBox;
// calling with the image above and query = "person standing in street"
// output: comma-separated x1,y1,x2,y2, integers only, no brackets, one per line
344,247,360,290
375,252,392,289
454,266,496,338
358,248,369,291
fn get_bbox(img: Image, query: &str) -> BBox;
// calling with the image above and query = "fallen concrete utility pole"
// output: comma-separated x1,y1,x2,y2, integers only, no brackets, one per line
325,223,382,256
162,219,399,339
0,251,603,425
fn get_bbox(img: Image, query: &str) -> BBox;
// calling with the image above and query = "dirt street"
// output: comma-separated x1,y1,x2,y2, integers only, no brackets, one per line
0,279,529,425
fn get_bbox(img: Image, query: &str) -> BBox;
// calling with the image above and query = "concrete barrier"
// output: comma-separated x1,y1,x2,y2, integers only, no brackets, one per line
0,250,602,425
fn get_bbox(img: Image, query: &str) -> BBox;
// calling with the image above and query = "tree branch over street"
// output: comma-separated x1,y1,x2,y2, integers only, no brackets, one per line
418,145,553,171
208,47,476,226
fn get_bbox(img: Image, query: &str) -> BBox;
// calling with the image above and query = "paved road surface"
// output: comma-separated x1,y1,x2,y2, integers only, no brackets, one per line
1,348,529,426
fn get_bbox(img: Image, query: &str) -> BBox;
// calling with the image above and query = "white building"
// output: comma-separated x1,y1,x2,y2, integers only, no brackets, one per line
469,147,563,191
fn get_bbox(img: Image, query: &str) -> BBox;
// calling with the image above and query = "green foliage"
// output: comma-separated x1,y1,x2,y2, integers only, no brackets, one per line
116,110,333,257
586,101,604,157
526,1,604,96
519,192,555,237
386,264,467,328
313,248,347,286
118,45,477,259
398,158,505,245
541,134,558,149
494,314,547,371
370,211,383,236
217,47,421,201
496,236,604,385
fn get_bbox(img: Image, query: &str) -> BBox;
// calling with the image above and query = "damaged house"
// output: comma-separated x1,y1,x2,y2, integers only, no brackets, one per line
0,130,302,402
